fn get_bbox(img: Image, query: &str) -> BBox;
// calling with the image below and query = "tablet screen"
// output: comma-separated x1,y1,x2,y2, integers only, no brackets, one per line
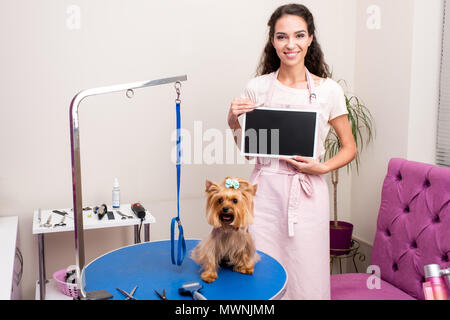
241,107,318,158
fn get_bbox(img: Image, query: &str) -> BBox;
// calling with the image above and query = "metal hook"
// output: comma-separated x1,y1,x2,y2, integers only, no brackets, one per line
126,89,134,99
174,81,181,102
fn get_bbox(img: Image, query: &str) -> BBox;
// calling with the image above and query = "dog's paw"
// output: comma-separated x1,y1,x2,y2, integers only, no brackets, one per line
233,265,254,275
201,271,218,283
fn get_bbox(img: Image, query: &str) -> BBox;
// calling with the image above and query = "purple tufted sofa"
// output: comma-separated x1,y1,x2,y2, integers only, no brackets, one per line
331,158,450,300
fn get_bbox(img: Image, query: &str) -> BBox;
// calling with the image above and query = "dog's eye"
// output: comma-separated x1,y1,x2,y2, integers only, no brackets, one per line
218,198,224,204
232,198,238,204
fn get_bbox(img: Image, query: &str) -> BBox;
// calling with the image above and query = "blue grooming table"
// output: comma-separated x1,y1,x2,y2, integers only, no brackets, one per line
83,239,287,300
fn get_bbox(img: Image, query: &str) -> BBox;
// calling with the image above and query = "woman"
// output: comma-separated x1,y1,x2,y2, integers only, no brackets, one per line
227,4,357,299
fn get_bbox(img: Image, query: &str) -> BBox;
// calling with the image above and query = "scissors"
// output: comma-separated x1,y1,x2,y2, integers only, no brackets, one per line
116,285,138,300
154,288,168,300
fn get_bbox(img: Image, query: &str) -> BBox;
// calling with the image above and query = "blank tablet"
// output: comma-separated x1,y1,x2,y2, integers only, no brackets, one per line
241,107,318,159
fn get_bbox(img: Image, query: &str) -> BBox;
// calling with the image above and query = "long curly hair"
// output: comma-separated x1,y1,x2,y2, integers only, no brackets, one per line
256,3,331,78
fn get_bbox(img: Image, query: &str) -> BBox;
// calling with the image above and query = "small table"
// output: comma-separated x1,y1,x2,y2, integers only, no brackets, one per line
83,239,287,300
32,204,155,300
0,216,20,300
330,239,366,274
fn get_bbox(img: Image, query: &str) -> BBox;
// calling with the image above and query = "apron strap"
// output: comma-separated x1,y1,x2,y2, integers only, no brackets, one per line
287,172,313,237
253,165,314,237
264,69,280,106
305,68,317,104
265,68,317,106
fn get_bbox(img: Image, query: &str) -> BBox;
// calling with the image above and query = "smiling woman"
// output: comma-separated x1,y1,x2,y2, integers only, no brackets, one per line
227,3,357,300
257,4,331,80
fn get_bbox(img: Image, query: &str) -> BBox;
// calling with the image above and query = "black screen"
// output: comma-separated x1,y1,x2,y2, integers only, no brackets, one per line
243,108,317,157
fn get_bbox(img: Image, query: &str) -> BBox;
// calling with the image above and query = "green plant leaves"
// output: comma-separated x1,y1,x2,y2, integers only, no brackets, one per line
324,81,376,175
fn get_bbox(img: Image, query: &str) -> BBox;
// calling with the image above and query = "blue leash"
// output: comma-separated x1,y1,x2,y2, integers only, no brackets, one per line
171,84,186,266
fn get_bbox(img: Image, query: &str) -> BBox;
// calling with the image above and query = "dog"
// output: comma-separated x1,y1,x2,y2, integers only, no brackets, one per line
191,177,259,283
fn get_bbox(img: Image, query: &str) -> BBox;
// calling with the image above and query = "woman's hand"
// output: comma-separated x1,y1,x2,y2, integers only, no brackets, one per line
280,156,330,175
228,98,261,129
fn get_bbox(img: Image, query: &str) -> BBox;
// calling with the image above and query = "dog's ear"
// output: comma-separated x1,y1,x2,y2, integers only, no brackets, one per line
205,180,220,193
243,183,257,196
235,178,257,196
250,184,257,196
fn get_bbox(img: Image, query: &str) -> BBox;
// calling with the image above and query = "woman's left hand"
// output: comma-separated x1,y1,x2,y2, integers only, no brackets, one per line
280,156,329,175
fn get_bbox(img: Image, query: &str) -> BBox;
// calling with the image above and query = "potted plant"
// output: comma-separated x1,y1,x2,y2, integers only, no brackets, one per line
324,80,375,256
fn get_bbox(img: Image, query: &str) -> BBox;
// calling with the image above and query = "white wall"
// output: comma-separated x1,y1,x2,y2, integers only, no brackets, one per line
351,0,414,245
0,0,357,299
407,0,442,163
351,0,442,246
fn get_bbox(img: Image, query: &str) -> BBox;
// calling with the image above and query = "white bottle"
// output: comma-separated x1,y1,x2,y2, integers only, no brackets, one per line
112,178,120,209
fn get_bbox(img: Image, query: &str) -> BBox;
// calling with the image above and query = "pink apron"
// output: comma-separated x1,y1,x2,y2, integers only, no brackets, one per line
249,68,331,300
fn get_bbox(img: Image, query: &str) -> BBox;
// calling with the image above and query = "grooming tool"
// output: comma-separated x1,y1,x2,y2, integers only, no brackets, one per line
116,210,133,219
43,214,53,228
97,204,108,220
38,208,42,226
86,289,113,300
53,210,73,219
178,282,207,300
65,269,77,284
54,215,67,227
154,289,168,300
116,285,138,300
70,207,92,211
131,203,146,220
53,210,68,216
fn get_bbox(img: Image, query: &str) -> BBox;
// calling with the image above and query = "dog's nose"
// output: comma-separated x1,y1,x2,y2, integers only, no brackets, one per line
222,206,229,213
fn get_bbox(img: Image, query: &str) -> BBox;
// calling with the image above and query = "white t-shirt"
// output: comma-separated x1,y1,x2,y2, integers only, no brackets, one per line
239,72,348,160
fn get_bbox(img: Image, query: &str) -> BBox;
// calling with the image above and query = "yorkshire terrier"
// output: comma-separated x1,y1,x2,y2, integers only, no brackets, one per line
191,177,259,283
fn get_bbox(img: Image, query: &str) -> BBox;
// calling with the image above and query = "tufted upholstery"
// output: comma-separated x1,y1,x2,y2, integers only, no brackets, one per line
331,158,450,300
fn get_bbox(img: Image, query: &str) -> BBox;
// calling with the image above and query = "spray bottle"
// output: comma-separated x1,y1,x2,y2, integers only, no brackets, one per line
423,264,449,300
112,178,120,209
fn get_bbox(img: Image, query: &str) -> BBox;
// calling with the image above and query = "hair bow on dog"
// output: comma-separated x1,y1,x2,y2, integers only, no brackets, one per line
225,178,239,189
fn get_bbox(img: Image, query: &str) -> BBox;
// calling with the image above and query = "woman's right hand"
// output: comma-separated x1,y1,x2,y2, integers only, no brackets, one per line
228,98,261,128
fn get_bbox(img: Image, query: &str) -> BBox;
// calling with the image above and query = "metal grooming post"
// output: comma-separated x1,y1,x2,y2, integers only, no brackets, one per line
69,75,187,299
